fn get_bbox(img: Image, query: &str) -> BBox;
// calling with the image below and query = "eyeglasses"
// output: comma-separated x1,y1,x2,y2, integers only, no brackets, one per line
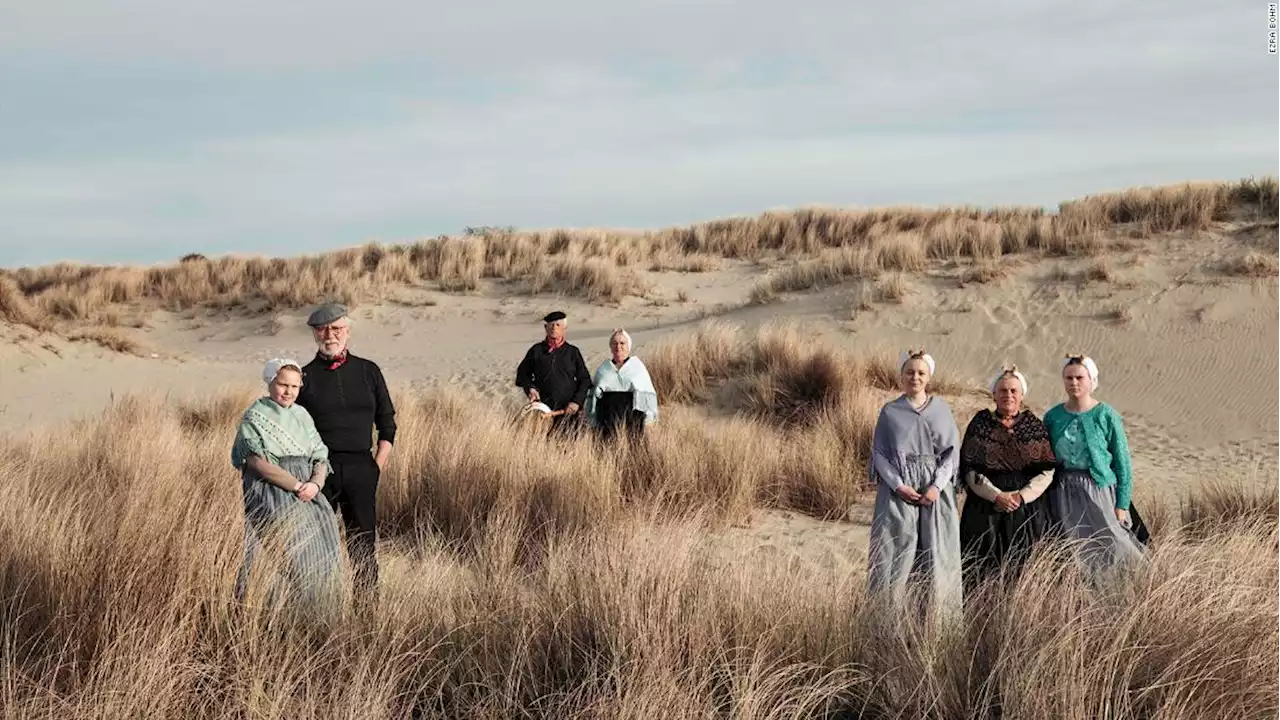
315,325,349,337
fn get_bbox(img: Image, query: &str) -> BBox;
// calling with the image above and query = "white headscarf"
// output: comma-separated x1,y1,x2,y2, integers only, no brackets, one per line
898,349,935,374
989,365,1029,395
1061,354,1099,390
263,358,303,387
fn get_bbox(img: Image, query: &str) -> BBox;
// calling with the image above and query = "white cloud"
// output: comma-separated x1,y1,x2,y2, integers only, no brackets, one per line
0,0,1274,266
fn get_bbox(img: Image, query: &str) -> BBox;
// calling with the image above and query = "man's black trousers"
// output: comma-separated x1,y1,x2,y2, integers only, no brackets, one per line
321,450,380,596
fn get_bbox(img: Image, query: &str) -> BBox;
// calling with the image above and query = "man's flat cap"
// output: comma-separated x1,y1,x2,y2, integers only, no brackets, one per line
307,303,349,327
542,310,566,323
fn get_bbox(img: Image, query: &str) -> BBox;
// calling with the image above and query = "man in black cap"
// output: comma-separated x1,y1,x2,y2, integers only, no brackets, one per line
515,310,592,436
294,302,396,600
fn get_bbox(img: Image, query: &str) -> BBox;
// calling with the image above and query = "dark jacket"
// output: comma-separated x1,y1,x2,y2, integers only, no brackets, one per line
515,340,592,411
295,352,396,453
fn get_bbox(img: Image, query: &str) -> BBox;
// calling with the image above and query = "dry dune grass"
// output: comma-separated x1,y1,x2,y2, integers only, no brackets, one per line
378,322,934,525
0,275,51,331
0,357,1275,717
1,178,1275,333
959,261,1013,285
1220,250,1280,277
1083,258,1115,282
648,251,720,273
66,327,145,354
874,272,911,303
751,232,929,300
1100,304,1135,325
645,321,970,412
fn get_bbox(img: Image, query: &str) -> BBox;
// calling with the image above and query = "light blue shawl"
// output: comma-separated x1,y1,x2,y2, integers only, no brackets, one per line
585,356,659,427
231,397,330,476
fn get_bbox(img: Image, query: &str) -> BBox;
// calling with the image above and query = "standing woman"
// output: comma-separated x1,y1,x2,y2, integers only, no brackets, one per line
232,359,344,611
585,328,658,444
866,349,963,618
958,365,1058,594
1041,354,1145,575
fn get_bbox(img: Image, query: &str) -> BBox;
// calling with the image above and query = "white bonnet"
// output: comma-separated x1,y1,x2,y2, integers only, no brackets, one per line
1061,353,1099,389
898,348,935,374
263,357,303,386
989,364,1028,395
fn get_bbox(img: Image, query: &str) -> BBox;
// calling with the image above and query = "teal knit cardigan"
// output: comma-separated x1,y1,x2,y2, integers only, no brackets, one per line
1042,402,1134,511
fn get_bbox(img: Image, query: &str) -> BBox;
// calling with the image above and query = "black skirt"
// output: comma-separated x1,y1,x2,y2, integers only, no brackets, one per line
959,470,1053,592
595,391,646,443
1127,501,1150,546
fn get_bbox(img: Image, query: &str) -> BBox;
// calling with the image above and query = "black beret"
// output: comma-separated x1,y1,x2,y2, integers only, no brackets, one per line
542,310,566,323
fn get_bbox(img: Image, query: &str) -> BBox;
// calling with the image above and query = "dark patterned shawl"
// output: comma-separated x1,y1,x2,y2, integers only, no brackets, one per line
959,408,1057,479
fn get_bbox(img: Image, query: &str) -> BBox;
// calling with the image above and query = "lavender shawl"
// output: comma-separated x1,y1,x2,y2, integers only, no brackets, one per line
868,395,961,492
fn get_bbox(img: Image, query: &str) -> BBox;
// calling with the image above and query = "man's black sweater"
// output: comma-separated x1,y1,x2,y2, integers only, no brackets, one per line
296,352,397,453
515,340,592,411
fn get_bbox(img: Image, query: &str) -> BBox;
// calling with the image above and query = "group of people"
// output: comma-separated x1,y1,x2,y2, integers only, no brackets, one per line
513,310,660,441
229,305,659,607
866,349,1147,618
231,302,397,607
227,301,1145,615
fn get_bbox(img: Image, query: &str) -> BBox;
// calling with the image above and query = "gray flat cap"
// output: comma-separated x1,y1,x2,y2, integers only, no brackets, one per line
307,302,348,327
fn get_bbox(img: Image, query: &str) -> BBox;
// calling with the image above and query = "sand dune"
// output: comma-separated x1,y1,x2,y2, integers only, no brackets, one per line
1,195,1276,574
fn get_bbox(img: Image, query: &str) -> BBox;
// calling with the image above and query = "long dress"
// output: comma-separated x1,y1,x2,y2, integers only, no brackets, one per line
1041,403,1145,577
957,409,1058,594
231,398,345,612
866,395,963,618
237,456,345,611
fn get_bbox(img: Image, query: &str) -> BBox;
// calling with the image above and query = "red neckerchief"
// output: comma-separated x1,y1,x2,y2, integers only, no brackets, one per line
546,337,565,352
323,350,348,370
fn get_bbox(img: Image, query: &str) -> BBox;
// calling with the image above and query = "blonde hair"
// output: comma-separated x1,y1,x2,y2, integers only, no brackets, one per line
898,348,935,374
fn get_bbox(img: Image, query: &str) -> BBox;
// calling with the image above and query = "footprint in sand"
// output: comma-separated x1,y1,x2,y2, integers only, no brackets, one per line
975,302,1004,326
975,303,1028,350
1024,318,1047,341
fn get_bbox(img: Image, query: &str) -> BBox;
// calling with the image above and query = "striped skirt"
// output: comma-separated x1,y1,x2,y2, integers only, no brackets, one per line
236,455,344,612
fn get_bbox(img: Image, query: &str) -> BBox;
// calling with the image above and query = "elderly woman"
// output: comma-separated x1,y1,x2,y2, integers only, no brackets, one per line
866,349,963,618
585,328,658,443
232,358,344,610
958,365,1059,594
1041,354,1145,575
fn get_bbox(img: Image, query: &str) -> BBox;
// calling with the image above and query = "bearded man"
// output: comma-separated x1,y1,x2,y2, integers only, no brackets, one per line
294,303,396,601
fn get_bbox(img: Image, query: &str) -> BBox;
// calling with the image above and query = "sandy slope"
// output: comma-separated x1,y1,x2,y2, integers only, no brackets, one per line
1,227,1275,574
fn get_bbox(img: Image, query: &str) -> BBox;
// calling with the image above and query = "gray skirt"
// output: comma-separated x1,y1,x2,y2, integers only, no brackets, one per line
1049,469,1145,575
236,455,345,611
867,456,963,618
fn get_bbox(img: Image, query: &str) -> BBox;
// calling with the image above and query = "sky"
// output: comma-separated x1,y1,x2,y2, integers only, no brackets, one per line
0,1,1276,268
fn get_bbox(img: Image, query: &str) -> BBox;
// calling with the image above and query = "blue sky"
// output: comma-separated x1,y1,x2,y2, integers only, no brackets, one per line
0,1,1275,268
